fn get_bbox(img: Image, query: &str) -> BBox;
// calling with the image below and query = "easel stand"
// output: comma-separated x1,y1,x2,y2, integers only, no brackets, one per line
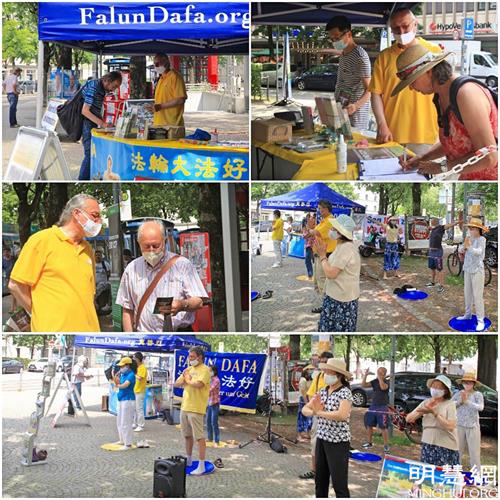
21,363,56,466
45,371,91,428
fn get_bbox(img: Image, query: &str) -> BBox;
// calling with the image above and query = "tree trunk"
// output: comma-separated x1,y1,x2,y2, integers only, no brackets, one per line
129,56,147,99
433,335,441,373
412,184,422,215
345,335,352,371
57,46,72,70
289,335,301,360
477,336,496,389
267,26,275,60
43,42,52,107
197,185,227,331
14,184,46,246
44,184,69,228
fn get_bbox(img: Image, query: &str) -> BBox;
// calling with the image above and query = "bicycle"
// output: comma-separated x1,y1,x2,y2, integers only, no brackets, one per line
446,243,492,286
387,405,422,445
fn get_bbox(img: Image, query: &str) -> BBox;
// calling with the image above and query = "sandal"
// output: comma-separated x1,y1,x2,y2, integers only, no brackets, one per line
299,470,315,479
262,290,273,299
214,458,224,468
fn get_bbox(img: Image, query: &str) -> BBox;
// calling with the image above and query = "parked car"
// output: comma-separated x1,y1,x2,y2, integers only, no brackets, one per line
252,220,274,232
18,80,36,94
294,64,338,91
28,357,51,372
57,355,75,372
260,63,297,87
2,358,24,374
351,371,497,434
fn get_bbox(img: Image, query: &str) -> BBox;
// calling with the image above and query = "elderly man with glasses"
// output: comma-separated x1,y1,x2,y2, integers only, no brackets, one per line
116,219,207,332
8,194,102,332
145,52,188,139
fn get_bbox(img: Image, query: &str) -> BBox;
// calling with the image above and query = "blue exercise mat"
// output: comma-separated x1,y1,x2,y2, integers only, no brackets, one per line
449,315,491,332
186,461,215,475
397,290,428,300
251,291,260,301
349,452,382,462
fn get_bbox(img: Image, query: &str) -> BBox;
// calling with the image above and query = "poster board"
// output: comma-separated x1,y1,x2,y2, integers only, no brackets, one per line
363,214,406,246
41,99,65,132
5,127,72,181
406,216,430,250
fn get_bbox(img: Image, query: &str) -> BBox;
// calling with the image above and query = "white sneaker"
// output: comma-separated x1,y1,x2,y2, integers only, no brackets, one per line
476,320,485,331
134,426,144,432
118,445,132,451
132,424,137,429
112,441,124,445
190,462,206,476
456,315,472,321
272,263,280,268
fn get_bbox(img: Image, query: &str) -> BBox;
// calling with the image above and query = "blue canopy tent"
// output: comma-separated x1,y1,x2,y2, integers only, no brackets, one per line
260,183,365,258
36,1,250,125
74,334,210,352
261,182,365,214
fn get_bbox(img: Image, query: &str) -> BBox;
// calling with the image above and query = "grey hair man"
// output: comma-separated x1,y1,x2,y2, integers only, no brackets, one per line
116,219,207,332
8,194,102,332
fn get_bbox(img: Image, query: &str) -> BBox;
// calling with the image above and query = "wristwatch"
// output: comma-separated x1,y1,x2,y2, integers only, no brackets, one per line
439,158,447,173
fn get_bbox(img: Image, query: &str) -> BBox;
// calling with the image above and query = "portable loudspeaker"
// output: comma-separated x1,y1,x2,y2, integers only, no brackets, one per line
153,456,186,498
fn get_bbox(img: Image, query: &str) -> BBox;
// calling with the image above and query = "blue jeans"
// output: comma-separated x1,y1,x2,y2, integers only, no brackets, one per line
206,404,220,443
305,247,314,278
79,120,96,180
7,93,18,126
73,382,82,409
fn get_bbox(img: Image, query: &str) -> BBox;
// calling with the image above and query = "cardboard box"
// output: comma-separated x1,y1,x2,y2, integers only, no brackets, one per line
252,118,292,143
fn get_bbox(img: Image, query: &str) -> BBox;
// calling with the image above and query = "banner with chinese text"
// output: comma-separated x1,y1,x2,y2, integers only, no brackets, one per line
174,350,267,414
91,133,249,181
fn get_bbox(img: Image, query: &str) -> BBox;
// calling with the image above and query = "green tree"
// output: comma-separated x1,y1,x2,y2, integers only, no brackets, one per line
11,335,48,359
2,3,38,66
197,335,268,353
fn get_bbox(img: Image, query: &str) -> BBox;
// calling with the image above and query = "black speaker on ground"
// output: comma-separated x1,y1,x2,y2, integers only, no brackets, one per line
153,456,186,498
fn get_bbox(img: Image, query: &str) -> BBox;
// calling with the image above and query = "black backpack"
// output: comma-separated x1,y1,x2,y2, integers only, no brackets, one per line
56,84,86,141
433,76,498,137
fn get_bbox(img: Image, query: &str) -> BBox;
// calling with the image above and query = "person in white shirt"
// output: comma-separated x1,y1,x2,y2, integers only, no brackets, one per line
71,355,93,409
3,68,21,128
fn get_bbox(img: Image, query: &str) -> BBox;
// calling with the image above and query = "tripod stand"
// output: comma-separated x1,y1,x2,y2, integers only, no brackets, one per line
239,345,296,449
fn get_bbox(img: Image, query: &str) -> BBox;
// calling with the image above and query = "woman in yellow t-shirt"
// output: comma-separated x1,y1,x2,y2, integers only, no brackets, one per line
381,217,402,280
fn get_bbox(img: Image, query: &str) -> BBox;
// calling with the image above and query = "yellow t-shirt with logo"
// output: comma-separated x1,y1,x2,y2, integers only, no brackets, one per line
153,69,188,127
134,364,148,394
307,372,327,398
369,38,441,145
10,226,99,332
181,363,211,415
315,218,337,254
272,218,284,241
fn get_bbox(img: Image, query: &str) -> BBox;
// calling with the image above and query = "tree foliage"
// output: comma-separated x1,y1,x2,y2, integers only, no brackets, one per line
197,335,268,353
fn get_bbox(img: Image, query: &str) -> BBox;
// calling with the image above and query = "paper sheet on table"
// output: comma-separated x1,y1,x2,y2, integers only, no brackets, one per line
359,158,427,181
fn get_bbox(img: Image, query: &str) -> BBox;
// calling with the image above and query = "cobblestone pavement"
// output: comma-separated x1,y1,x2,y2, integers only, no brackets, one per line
3,374,383,498
251,240,433,332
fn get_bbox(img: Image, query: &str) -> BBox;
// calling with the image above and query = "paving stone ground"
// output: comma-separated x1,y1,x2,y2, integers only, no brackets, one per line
251,238,498,333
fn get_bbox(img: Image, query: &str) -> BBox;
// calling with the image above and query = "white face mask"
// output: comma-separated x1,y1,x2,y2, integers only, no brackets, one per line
329,229,339,240
333,39,348,51
155,66,166,74
190,359,199,367
324,374,338,386
394,31,416,46
430,388,445,398
143,250,164,267
78,210,102,237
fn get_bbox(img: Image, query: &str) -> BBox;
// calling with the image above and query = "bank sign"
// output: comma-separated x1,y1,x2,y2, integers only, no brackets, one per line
429,20,497,34
38,2,250,41
174,350,267,414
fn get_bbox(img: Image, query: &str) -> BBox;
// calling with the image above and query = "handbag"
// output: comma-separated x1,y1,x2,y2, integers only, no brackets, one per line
56,84,86,141
134,255,181,330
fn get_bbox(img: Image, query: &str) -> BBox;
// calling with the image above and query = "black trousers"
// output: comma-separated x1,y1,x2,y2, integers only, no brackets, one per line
315,438,350,498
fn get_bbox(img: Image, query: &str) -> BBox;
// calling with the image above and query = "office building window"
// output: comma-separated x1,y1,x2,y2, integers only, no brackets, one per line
435,2,443,14
489,2,497,9
456,3,463,12
446,2,454,13
478,2,486,10
466,2,475,11
426,2,433,14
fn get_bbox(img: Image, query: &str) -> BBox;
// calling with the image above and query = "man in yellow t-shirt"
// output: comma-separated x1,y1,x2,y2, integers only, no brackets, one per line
369,8,441,155
311,200,337,314
174,346,211,475
132,352,148,432
271,209,284,268
299,351,333,480
8,194,101,332
150,53,188,138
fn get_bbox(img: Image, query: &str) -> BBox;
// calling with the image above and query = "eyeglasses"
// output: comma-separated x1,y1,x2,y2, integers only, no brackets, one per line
80,209,102,221
331,30,349,42
141,243,163,251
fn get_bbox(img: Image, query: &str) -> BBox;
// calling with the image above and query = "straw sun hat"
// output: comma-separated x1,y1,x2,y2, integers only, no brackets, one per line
457,372,478,387
465,217,489,232
391,44,452,97
318,358,353,380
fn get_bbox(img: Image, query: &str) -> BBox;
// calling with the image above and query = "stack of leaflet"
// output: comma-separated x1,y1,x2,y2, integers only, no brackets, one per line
355,148,427,181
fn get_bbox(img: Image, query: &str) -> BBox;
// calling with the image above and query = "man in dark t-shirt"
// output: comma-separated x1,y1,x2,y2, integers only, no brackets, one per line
361,367,390,452
426,218,459,293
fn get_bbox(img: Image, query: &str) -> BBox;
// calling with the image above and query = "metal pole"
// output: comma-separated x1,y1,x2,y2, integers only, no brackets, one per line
275,26,279,101
451,183,456,241
220,184,242,332
36,40,45,128
389,335,396,438
460,2,467,75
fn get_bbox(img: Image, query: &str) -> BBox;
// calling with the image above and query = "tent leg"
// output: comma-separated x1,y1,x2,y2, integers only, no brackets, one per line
36,40,45,128
220,184,242,332
243,55,249,113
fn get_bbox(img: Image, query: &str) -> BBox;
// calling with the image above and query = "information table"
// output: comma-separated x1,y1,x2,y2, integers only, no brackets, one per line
91,129,249,181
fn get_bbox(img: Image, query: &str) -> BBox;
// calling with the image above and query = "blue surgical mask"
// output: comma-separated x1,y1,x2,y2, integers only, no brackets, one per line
333,39,348,51
120,366,129,373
